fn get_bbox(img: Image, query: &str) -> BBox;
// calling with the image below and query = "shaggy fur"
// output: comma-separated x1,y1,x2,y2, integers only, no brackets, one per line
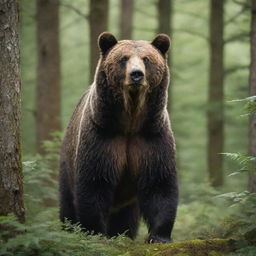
59,32,178,243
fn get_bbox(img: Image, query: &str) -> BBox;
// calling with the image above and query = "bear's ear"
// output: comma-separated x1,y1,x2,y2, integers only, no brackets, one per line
151,34,171,56
98,32,118,55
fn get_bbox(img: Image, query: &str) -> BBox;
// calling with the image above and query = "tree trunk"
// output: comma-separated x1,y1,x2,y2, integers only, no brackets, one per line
207,0,224,187
89,0,109,83
248,0,256,193
157,0,172,112
120,0,133,40
0,0,25,222
36,0,61,155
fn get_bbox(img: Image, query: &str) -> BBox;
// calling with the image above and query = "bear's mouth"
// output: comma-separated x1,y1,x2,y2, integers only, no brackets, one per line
128,83,143,90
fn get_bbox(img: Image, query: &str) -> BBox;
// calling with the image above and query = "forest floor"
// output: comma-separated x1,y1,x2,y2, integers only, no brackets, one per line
0,210,253,256
114,238,238,256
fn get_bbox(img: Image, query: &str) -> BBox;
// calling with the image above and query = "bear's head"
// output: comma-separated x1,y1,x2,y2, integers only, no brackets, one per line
96,32,170,115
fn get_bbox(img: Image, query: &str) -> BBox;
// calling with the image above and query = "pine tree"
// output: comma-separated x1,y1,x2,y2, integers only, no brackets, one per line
36,0,61,154
248,0,256,193
0,0,25,222
89,0,109,83
207,0,225,187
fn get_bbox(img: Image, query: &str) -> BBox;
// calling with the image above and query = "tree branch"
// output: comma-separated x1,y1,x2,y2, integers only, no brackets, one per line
224,65,249,76
133,26,154,32
175,9,207,22
232,0,251,8
134,8,156,19
61,16,82,31
59,3,88,20
174,28,208,41
225,32,249,43
225,5,248,25
23,108,37,118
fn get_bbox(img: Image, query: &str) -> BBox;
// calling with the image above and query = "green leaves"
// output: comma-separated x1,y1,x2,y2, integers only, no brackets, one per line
217,191,255,206
217,144,256,244
229,96,256,116
220,153,256,177
0,217,122,256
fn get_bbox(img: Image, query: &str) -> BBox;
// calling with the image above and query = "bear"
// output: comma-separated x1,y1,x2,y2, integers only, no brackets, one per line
59,32,178,243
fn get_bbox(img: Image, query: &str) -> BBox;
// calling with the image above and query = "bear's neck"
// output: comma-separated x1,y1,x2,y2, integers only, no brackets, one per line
90,71,169,136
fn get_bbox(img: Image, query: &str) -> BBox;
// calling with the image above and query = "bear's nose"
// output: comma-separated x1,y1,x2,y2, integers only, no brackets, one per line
130,69,144,83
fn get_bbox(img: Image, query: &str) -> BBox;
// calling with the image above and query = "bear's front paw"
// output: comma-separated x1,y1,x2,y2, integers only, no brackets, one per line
147,235,171,244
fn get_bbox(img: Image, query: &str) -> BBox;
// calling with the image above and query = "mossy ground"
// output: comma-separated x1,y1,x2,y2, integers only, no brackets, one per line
116,239,237,256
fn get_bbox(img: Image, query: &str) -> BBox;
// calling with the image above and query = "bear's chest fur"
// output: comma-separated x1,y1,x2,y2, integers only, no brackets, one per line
108,135,148,209
108,135,148,177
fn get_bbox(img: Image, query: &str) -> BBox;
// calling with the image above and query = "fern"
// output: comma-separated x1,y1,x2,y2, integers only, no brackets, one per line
220,153,256,176
0,216,124,256
229,96,256,116
216,98,256,249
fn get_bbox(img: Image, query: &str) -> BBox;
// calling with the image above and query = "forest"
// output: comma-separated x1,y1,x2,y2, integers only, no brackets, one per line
0,0,256,255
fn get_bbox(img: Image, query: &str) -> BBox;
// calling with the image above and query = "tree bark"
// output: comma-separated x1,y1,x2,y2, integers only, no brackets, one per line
248,0,256,193
36,0,61,154
0,0,25,222
157,0,172,112
157,0,171,42
89,0,109,83
119,0,133,40
207,0,225,187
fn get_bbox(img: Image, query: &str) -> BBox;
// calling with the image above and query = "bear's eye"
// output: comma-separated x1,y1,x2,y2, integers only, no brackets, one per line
120,56,129,64
143,57,150,64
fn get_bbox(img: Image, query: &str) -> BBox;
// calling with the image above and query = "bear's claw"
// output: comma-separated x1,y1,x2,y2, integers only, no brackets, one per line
148,235,171,244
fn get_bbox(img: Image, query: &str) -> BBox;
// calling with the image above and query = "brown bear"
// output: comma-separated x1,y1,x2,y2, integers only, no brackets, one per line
59,32,178,243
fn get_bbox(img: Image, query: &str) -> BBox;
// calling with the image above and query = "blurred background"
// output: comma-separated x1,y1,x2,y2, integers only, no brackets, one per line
19,0,255,244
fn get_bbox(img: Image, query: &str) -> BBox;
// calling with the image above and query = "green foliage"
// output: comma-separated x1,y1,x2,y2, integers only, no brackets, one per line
23,160,57,204
217,153,256,243
0,216,125,256
23,132,62,220
0,216,240,256
220,153,256,177
232,246,256,256
173,179,242,242
212,141,255,253
23,158,57,221
215,99,256,254
229,96,256,116
175,98,256,248
41,131,63,162
245,97,256,115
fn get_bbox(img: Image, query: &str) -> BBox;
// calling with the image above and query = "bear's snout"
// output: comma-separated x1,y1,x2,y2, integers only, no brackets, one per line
124,55,146,87
130,69,144,83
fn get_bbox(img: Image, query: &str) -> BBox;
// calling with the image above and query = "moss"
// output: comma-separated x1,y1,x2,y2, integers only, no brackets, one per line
117,239,238,256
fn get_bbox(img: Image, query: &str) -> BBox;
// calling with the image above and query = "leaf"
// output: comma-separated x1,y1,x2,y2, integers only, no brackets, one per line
228,168,250,176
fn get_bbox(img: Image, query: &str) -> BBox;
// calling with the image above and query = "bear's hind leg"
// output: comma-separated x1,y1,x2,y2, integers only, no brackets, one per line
59,166,77,225
107,201,140,239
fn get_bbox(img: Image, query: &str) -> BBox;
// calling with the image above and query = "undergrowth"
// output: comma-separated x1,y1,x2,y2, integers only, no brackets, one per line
0,216,130,256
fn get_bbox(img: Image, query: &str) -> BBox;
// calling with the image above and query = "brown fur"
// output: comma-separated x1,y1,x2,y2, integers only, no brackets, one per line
100,40,166,136
60,36,171,195
61,34,171,204
59,33,178,243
